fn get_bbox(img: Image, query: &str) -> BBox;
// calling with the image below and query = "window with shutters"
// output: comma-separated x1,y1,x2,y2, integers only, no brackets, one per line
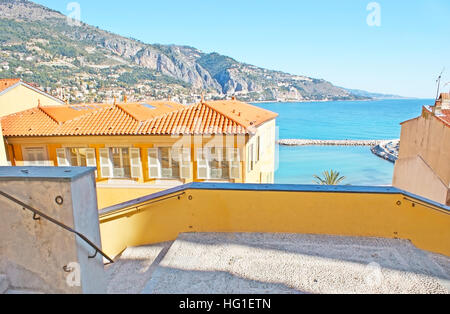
210,148,229,180
98,147,142,179
148,147,191,179
56,148,97,168
197,147,241,180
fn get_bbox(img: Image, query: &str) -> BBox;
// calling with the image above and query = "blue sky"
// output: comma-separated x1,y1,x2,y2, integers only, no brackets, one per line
33,0,450,98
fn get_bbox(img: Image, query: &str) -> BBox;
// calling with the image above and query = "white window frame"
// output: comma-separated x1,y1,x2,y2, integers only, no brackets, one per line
99,148,113,178
129,148,142,179
196,148,210,180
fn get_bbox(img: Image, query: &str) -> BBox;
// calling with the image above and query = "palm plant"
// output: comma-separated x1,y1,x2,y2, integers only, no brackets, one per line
313,170,346,185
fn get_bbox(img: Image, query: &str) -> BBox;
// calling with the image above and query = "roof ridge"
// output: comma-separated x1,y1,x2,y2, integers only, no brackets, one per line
38,106,60,124
201,101,250,131
115,103,140,122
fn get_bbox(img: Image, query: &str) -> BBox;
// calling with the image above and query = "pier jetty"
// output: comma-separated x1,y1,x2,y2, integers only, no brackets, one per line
277,139,391,147
277,139,400,163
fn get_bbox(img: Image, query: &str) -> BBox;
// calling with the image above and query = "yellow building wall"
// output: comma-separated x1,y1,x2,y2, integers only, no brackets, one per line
244,120,277,183
99,188,450,259
6,131,276,208
0,84,63,165
97,187,165,209
0,84,63,117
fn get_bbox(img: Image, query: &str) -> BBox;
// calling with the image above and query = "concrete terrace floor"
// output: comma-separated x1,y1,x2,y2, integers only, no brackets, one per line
106,233,450,294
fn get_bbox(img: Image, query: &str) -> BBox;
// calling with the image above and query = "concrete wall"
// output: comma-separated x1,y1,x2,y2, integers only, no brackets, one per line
99,184,450,259
0,167,106,294
394,109,450,205
393,155,449,206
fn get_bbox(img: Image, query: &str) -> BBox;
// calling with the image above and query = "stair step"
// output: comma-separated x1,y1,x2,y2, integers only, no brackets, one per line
106,241,173,294
0,274,9,294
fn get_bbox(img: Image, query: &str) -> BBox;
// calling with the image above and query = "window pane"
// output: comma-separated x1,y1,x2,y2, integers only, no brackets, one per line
208,149,230,180
159,147,180,179
122,148,131,178
24,147,47,166
111,148,131,178
78,149,87,167
160,148,170,169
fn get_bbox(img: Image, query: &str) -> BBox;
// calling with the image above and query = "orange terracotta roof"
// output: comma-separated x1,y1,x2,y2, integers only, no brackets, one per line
0,78,21,92
1,99,278,137
203,100,278,128
40,104,104,124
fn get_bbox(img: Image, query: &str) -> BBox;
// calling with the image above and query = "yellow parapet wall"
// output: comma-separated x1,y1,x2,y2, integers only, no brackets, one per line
99,184,450,258
96,187,166,209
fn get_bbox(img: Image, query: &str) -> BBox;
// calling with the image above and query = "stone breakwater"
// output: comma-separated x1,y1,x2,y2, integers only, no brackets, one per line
277,139,391,147
277,139,400,163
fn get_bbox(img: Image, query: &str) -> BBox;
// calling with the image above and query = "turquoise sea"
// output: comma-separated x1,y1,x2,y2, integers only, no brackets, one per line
254,99,434,186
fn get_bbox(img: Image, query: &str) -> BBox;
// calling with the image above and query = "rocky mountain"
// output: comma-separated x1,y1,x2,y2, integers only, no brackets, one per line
0,0,366,103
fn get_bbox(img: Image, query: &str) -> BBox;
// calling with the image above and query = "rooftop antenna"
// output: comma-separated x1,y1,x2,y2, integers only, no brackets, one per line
435,67,445,100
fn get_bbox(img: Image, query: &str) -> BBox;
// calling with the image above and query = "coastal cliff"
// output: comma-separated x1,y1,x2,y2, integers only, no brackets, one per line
0,0,367,103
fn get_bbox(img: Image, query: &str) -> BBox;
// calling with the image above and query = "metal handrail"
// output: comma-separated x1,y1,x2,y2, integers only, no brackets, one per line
0,191,114,264
99,192,186,219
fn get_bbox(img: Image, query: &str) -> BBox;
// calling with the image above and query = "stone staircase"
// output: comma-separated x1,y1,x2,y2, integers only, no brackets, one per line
3,234,449,294
106,233,450,294
105,242,173,294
